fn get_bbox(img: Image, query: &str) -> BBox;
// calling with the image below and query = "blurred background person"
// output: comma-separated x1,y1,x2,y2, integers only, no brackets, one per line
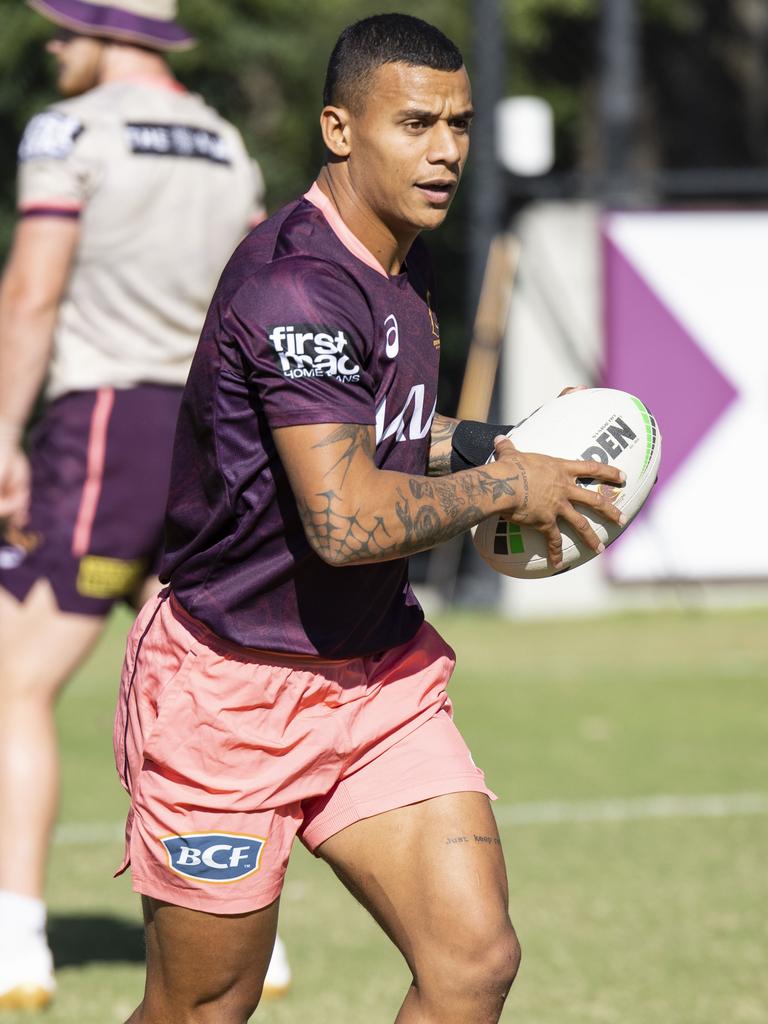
0,0,293,1010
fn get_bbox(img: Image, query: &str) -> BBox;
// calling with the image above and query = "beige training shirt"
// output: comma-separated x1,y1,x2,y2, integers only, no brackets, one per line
17,77,263,399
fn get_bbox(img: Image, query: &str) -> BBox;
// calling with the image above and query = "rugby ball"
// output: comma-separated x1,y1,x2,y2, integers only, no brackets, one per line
471,388,661,578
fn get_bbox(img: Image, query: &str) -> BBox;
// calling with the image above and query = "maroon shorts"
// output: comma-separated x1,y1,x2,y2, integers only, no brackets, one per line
0,385,183,615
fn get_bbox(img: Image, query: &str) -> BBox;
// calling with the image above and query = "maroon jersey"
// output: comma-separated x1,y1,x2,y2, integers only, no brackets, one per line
160,184,443,657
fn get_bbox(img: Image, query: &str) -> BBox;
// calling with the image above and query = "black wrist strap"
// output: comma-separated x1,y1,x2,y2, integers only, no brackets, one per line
450,419,513,472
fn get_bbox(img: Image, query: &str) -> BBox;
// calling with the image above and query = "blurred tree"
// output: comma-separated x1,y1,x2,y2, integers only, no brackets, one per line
644,0,768,170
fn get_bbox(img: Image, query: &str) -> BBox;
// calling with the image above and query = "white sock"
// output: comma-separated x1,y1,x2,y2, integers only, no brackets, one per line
0,891,47,939
0,893,54,994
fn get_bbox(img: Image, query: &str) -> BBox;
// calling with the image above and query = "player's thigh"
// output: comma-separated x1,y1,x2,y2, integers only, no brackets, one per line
140,895,279,1019
0,579,105,699
317,791,516,972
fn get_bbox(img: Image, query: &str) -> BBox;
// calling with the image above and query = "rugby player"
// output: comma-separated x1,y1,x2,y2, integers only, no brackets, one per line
0,0,293,1009
114,13,625,1023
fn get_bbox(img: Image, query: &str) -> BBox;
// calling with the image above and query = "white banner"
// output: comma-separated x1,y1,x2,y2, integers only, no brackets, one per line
605,211,768,581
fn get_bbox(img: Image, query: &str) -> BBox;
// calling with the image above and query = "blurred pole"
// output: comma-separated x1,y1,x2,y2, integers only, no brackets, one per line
743,0,768,164
468,0,505,319
598,0,640,206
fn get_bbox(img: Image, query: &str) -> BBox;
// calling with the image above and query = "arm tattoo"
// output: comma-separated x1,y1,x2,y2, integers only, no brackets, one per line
408,478,434,500
428,413,458,476
460,470,518,504
297,490,392,562
511,455,530,515
395,486,443,539
312,424,375,486
299,466,519,565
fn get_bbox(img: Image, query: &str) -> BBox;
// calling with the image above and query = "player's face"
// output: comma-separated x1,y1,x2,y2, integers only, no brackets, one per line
348,62,472,236
47,34,104,96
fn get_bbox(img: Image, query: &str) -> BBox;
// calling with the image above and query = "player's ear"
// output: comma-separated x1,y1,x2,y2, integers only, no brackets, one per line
320,105,352,157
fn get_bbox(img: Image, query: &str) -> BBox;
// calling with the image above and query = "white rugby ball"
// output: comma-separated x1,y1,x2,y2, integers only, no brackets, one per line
471,387,661,578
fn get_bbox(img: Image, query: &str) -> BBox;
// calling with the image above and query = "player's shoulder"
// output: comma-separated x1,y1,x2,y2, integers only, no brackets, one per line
235,198,368,288
273,195,386,291
220,202,372,322
50,83,119,124
234,241,368,312
17,84,130,164
17,92,96,164
252,250,365,303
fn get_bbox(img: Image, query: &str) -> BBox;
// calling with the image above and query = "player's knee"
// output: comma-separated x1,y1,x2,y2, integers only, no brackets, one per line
504,925,522,987
470,923,521,998
0,660,53,706
422,920,521,1006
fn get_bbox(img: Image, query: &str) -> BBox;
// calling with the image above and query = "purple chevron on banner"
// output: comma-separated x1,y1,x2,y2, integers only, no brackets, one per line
604,235,738,498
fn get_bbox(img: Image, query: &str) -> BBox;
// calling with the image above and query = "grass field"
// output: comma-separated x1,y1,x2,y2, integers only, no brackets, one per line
6,605,767,1023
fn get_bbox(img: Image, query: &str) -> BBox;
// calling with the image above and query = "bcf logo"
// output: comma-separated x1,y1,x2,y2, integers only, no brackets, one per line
159,832,266,883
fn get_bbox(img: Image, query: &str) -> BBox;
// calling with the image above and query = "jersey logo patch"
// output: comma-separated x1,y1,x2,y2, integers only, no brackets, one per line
426,290,441,349
384,314,400,358
18,111,83,162
126,123,233,164
159,833,266,884
267,324,361,381
376,384,436,444
76,555,146,599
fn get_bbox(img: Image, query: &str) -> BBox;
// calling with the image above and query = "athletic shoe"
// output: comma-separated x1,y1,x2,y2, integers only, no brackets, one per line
262,934,291,1000
0,939,55,1011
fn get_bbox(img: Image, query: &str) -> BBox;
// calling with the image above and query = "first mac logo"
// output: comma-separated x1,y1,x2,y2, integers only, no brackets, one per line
160,833,266,883
267,323,361,381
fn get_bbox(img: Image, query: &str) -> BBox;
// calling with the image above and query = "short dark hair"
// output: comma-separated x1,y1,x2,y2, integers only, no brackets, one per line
323,13,464,111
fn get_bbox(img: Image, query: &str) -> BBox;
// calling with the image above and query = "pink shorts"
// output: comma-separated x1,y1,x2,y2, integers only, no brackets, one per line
114,591,494,914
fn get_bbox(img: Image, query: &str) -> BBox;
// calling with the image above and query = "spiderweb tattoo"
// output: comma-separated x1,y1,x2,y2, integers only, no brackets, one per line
297,490,392,562
297,463,520,565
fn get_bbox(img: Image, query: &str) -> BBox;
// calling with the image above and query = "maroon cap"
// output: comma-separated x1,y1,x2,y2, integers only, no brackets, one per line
26,0,196,52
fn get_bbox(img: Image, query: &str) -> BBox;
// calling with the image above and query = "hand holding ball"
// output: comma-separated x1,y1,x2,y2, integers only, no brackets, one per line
472,388,661,578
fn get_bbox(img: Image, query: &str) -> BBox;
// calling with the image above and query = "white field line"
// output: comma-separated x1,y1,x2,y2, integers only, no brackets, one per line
54,823,125,845
53,793,768,846
494,792,768,826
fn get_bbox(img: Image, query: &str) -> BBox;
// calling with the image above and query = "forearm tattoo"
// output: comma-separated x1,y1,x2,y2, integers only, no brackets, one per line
428,413,458,476
297,424,520,564
513,454,530,515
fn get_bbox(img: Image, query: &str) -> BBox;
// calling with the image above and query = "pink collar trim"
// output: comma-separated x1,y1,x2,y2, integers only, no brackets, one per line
304,182,388,278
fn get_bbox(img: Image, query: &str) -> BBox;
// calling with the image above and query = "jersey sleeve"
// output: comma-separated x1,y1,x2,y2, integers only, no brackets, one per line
226,257,376,429
16,107,95,218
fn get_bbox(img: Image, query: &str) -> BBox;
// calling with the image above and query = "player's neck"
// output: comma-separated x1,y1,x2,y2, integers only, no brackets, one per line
316,166,416,276
97,45,175,88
